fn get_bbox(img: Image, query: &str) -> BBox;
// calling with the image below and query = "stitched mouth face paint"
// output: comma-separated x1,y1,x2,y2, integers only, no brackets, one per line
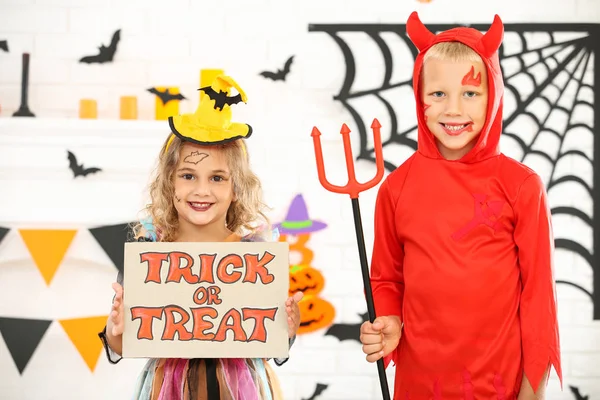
461,65,482,87
440,122,474,136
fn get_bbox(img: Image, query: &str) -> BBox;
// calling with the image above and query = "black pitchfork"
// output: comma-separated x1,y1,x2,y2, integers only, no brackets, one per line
311,119,390,400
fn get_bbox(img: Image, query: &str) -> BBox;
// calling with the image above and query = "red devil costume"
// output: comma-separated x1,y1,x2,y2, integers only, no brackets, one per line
370,12,562,399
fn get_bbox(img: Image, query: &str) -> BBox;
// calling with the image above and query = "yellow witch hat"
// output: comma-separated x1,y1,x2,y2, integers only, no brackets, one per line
166,75,252,151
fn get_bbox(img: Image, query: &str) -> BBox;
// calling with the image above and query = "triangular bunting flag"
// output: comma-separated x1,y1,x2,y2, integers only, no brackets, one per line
89,222,134,274
19,229,78,285
59,315,108,373
0,317,52,374
0,226,9,246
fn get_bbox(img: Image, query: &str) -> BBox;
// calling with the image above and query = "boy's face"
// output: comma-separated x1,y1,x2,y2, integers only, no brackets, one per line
173,143,235,232
421,57,489,160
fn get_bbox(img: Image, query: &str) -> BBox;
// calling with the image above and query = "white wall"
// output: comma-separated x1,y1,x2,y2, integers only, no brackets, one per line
0,0,599,399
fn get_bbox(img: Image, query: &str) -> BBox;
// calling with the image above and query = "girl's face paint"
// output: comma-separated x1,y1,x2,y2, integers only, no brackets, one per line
173,143,235,237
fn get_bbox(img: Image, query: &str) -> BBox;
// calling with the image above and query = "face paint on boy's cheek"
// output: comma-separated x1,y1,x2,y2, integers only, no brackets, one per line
183,150,209,165
461,65,482,87
423,104,431,122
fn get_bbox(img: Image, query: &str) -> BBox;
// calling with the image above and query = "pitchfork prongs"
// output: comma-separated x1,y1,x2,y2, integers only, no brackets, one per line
310,119,385,200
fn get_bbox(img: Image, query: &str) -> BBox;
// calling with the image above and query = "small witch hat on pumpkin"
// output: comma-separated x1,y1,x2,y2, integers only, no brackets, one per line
165,74,252,152
274,194,328,234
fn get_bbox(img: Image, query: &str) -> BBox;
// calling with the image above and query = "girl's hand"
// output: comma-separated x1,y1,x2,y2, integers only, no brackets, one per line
109,282,125,337
285,291,304,338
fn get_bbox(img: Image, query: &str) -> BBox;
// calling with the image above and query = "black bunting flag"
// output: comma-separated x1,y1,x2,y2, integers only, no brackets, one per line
0,317,52,374
0,226,9,246
89,222,134,274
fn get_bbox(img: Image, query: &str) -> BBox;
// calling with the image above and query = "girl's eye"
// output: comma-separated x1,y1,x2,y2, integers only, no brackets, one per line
212,176,224,182
431,91,444,98
464,91,477,98
181,174,194,180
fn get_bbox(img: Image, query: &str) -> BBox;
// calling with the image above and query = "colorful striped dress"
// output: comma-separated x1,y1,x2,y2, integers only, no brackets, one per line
98,229,293,400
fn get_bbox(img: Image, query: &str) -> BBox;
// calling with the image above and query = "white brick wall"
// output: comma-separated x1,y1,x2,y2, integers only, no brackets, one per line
0,0,599,399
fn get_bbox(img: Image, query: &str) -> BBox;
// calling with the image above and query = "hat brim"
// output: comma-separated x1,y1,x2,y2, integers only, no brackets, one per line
274,220,328,234
168,116,253,146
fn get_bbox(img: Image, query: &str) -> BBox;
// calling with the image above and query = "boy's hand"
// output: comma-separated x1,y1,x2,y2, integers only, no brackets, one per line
360,315,402,363
285,291,304,338
109,282,125,337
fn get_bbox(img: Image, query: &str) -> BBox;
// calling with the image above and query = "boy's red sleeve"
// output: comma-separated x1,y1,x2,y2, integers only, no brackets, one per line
370,179,404,368
513,173,563,392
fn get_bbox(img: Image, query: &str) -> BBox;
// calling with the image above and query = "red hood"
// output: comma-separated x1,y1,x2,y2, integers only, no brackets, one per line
406,12,505,163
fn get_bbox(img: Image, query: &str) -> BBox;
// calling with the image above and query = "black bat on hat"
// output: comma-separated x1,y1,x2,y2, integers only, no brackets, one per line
79,29,121,64
147,87,186,105
302,383,329,400
67,150,102,178
198,86,243,111
260,55,294,81
0,40,8,52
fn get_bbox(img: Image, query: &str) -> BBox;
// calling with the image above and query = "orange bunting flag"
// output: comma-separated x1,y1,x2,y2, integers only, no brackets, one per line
58,316,108,372
19,229,77,286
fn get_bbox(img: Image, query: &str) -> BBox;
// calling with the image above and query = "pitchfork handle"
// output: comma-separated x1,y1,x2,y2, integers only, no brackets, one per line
352,198,392,400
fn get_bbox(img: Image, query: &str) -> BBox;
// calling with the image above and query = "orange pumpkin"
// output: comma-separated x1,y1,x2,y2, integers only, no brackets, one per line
289,265,325,297
280,233,314,266
297,295,335,335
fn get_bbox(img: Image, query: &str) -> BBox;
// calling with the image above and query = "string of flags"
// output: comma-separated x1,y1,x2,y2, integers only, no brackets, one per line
0,315,108,374
0,222,133,375
0,222,134,285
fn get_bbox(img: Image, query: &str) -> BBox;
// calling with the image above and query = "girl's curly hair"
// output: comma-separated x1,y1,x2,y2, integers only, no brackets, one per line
132,134,270,242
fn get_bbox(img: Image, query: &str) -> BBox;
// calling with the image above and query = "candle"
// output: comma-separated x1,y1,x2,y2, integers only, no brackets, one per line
13,52,35,117
79,99,97,119
120,96,137,120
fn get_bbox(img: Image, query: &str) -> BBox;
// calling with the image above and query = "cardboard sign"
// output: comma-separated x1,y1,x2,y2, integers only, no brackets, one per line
121,241,290,359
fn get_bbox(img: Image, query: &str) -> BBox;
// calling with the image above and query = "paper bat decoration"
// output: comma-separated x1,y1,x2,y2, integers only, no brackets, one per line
0,40,8,52
198,86,243,111
147,87,186,105
302,383,329,400
67,150,102,178
79,29,121,64
259,55,294,81
569,386,588,400
324,311,369,343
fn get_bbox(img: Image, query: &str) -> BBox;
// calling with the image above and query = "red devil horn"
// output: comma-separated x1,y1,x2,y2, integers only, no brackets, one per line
406,11,435,52
480,14,504,57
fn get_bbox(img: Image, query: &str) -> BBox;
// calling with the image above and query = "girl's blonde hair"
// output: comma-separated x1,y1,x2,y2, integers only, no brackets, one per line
423,41,482,63
132,134,270,242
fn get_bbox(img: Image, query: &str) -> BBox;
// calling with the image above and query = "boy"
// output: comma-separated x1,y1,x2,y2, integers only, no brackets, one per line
359,12,562,400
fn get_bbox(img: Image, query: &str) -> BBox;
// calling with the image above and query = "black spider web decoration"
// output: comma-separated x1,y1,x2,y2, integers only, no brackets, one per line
309,22,600,319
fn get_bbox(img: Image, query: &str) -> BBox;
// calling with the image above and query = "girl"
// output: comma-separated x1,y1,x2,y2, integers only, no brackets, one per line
98,75,303,400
